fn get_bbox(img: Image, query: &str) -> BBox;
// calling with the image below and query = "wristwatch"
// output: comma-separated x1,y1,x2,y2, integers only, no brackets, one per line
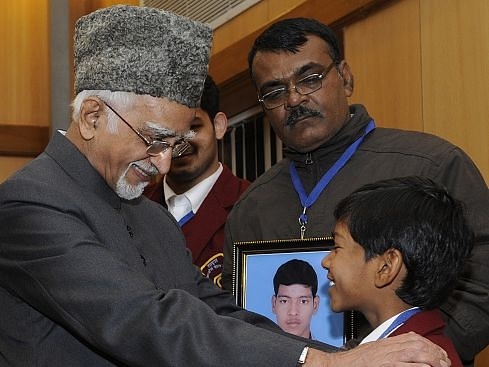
298,346,309,365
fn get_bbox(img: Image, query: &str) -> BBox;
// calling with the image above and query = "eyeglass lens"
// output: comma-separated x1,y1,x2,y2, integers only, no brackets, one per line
260,62,336,109
146,140,191,158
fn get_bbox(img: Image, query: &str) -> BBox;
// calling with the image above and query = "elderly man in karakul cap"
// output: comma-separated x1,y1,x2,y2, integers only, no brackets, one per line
0,5,454,367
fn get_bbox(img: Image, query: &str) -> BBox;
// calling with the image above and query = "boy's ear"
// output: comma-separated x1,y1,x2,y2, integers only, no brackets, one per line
78,97,104,141
374,248,404,288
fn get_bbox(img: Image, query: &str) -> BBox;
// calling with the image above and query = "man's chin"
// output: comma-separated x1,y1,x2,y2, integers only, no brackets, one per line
166,169,197,184
115,175,148,200
283,131,329,153
287,142,323,153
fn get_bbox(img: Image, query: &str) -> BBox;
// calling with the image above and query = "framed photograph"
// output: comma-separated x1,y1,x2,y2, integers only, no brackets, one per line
233,237,355,347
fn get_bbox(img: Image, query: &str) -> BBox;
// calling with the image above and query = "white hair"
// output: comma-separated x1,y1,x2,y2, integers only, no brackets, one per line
71,90,139,134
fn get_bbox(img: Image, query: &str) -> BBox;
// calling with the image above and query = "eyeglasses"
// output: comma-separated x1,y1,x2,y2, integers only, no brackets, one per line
258,62,337,110
104,102,190,157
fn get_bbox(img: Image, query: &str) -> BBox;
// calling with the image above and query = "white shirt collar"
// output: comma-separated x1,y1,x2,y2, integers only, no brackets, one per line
360,307,419,344
164,163,223,215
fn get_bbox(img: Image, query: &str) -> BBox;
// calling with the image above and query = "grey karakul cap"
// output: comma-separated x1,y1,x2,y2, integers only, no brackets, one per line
74,5,212,108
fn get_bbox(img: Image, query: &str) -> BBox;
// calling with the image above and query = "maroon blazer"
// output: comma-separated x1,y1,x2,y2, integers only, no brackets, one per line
390,309,463,367
144,165,250,287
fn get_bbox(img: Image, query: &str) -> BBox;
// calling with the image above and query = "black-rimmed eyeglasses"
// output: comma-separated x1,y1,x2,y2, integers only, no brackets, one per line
104,102,190,157
258,62,337,110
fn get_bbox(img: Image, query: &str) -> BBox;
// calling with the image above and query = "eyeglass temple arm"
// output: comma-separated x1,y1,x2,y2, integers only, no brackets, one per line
103,102,152,146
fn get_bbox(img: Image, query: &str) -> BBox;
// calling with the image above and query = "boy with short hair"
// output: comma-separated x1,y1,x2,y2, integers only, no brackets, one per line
322,176,473,367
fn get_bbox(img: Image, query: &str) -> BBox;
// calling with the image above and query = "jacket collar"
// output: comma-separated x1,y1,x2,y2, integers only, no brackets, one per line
45,132,124,209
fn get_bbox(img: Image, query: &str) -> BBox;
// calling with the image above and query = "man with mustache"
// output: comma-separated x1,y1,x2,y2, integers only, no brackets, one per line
0,6,454,367
144,75,250,287
222,17,489,367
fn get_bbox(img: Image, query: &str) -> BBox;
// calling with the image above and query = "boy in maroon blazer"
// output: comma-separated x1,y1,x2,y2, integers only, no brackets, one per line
144,76,250,286
322,176,474,367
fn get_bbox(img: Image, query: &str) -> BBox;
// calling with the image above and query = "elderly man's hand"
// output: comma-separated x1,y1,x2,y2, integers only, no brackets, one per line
304,332,450,367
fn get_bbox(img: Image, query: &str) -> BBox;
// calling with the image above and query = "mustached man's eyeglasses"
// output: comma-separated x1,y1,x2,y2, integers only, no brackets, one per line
258,62,336,110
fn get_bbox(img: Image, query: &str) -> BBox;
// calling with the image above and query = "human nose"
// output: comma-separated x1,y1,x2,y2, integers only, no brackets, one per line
322,253,332,270
149,149,172,175
284,84,308,109
287,301,299,315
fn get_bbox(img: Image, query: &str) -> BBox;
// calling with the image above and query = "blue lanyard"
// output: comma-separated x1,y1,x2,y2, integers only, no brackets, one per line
378,307,422,339
178,211,194,227
290,119,376,238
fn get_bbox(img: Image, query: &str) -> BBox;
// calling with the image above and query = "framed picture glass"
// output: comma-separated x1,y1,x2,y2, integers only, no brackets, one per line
233,237,355,347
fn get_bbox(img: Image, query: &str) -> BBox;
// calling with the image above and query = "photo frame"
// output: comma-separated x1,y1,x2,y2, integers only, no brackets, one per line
233,237,356,347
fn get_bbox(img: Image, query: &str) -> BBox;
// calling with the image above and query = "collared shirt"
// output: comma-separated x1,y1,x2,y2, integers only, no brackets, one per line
164,163,223,220
360,307,420,344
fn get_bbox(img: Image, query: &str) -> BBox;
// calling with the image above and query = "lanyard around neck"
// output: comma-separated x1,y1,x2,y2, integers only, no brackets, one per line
378,307,421,339
290,119,375,238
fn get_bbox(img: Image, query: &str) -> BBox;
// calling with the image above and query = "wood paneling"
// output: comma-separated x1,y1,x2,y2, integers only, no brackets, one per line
0,125,49,156
0,0,50,126
0,1,50,179
345,0,423,132
420,0,489,183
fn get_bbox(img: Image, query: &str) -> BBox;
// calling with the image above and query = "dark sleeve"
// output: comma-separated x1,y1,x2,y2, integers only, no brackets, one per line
435,147,489,362
0,191,331,366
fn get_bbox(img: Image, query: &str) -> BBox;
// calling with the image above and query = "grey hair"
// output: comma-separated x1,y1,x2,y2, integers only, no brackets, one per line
71,90,139,134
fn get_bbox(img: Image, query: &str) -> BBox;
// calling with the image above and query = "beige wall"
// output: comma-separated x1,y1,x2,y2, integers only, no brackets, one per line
0,1,50,181
0,1,50,127
421,0,489,183
346,0,489,183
